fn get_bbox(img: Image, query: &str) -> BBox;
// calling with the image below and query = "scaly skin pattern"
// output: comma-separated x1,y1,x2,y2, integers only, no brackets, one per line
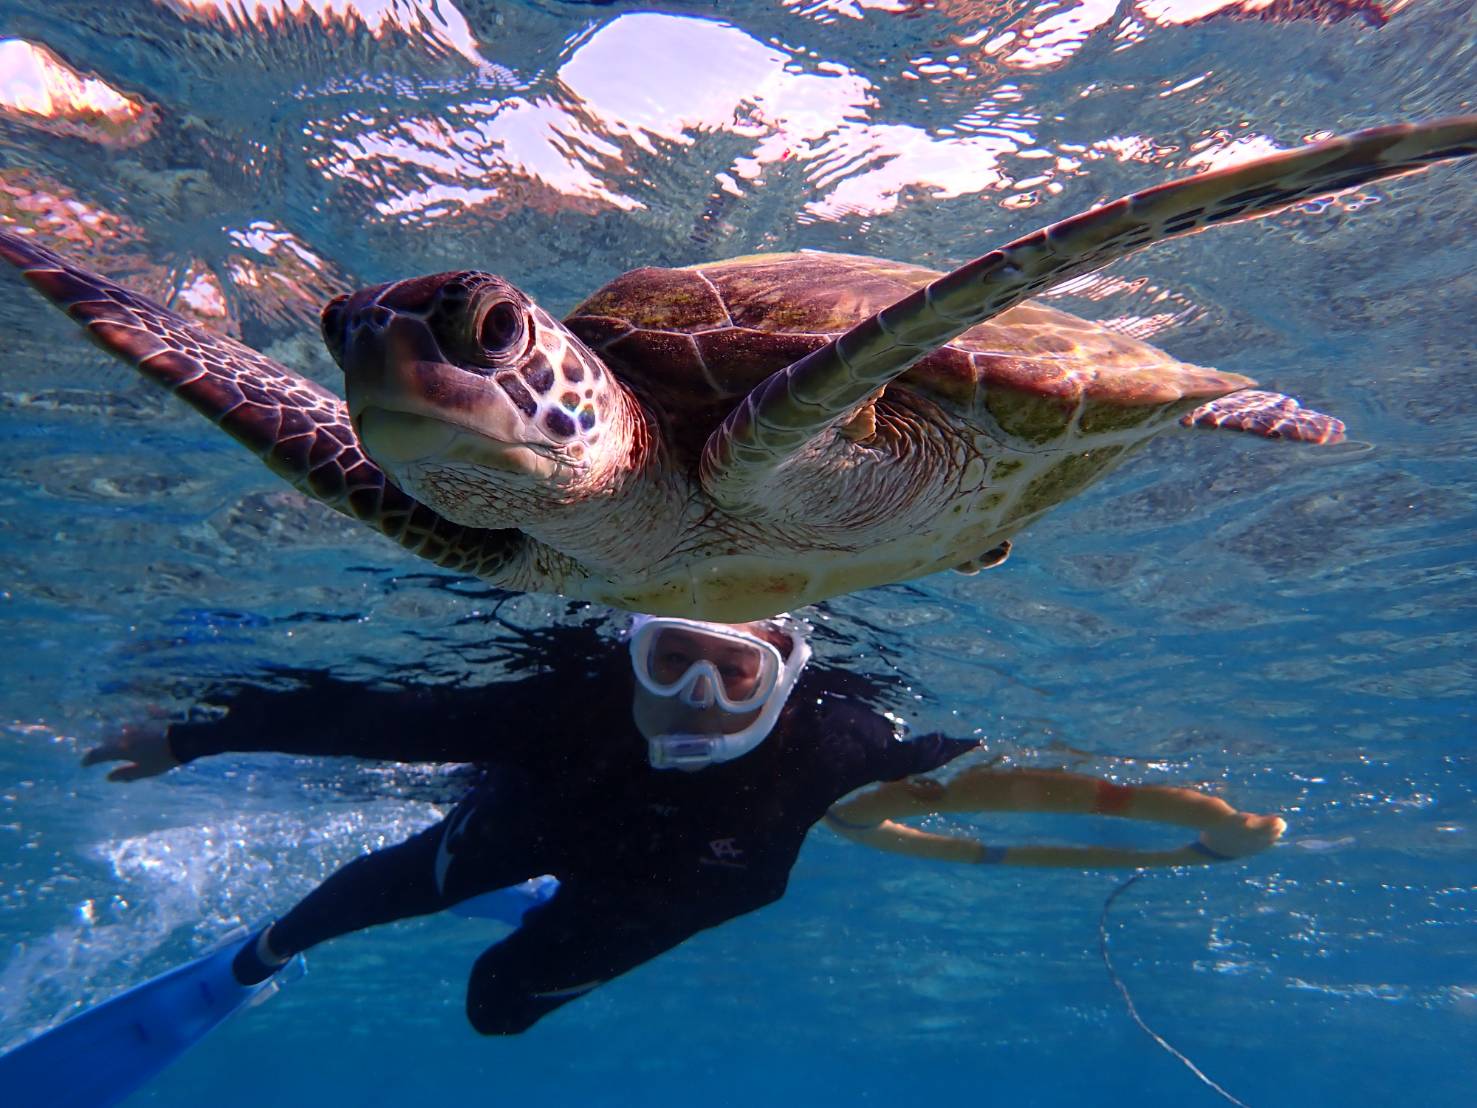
323,269,686,589
697,116,1477,514
1,117,1473,621
0,230,566,592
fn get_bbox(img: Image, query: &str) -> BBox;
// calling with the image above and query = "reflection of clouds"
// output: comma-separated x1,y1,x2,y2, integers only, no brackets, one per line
1048,273,1206,340
1085,133,1181,165
312,97,637,220
1136,0,1393,27
160,0,489,64
782,0,915,22
0,169,342,332
0,169,151,262
562,15,1035,222
1001,0,1121,71
1182,131,1286,171
310,12,1033,225
799,123,1016,220
848,0,1394,78
173,261,231,323
0,39,155,145
225,221,352,327
558,16,846,147
0,0,1416,332
938,0,1389,74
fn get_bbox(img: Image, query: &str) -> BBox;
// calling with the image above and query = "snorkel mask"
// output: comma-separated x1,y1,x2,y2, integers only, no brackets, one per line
629,615,812,770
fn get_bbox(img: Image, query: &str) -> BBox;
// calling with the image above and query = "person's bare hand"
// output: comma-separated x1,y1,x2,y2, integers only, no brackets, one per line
81,720,180,782
1199,811,1286,858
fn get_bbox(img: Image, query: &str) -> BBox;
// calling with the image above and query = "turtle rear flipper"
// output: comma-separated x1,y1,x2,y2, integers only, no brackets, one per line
701,116,1477,513
1182,390,1344,444
0,230,532,583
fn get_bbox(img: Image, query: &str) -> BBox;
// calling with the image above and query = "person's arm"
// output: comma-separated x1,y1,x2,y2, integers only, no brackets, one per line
825,767,1285,868
82,677,550,781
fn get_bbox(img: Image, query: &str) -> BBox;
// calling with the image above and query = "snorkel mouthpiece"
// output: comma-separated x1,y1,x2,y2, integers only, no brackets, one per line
647,734,730,770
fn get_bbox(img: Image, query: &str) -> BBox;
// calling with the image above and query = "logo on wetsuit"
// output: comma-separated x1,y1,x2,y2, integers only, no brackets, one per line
701,837,747,869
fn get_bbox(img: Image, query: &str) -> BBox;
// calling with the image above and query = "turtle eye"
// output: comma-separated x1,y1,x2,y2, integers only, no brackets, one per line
478,300,524,354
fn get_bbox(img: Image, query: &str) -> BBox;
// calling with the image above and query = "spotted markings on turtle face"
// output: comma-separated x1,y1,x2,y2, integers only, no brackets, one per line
525,356,555,394
495,372,537,417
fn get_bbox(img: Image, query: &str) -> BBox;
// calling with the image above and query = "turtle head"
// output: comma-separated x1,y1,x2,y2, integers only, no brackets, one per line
323,271,633,528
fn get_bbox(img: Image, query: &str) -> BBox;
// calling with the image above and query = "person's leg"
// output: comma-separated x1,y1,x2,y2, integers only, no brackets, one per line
236,773,544,983
464,883,698,1035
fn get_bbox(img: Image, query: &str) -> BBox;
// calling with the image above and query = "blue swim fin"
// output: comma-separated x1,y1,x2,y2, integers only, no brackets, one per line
450,874,559,925
0,935,300,1108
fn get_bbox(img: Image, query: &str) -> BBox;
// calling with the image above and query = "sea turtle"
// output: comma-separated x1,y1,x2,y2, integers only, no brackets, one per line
2,118,1473,621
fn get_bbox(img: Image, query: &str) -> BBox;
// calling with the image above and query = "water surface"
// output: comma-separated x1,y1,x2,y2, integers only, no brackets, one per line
0,2,1473,1105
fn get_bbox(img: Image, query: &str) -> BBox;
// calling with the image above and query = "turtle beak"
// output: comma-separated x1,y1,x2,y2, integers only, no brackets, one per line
331,286,448,399
322,285,414,372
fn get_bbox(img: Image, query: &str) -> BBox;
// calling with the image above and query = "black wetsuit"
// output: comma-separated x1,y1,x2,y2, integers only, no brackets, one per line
169,661,976,1034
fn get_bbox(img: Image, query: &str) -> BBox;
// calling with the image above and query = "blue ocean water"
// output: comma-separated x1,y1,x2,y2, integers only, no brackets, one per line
0,2,1473,1105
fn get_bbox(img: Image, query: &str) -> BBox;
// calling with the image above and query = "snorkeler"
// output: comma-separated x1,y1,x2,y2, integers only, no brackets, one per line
73,614,1284,1035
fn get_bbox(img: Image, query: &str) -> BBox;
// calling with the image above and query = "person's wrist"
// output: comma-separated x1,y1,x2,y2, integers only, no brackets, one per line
1186,839,1234,862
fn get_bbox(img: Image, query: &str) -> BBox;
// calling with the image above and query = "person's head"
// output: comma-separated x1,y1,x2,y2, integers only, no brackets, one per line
628,615,811,770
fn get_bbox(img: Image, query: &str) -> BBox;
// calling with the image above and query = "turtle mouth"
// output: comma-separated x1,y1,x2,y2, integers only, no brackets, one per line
345,347,572,483
355,406,564,481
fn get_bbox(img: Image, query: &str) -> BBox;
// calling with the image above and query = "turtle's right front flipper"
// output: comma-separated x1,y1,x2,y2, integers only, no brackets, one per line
0,230,534,585
701,116,1477,513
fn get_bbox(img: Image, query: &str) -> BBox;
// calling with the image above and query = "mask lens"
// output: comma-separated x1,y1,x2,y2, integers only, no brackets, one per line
635,622,781,712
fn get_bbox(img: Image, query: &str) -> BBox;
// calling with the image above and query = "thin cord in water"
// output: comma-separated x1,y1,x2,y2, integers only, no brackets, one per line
1098,874,1252,1108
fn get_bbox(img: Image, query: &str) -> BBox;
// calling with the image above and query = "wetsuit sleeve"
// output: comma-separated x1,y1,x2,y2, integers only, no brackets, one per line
805,697,979,797
166,679,548,765
872,730,980,781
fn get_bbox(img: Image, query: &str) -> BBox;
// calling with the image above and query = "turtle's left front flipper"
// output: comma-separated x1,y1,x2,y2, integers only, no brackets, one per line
701,116,1477,513
0,230,533,584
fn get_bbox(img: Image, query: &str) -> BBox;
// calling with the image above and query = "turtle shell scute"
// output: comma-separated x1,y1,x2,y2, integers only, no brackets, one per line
565,251,1252,425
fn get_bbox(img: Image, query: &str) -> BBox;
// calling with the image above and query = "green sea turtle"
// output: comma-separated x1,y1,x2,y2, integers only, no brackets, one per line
2,118,1473,621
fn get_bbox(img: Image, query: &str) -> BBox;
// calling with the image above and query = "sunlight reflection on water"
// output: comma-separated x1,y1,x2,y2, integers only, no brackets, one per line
0,1,1472,1103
